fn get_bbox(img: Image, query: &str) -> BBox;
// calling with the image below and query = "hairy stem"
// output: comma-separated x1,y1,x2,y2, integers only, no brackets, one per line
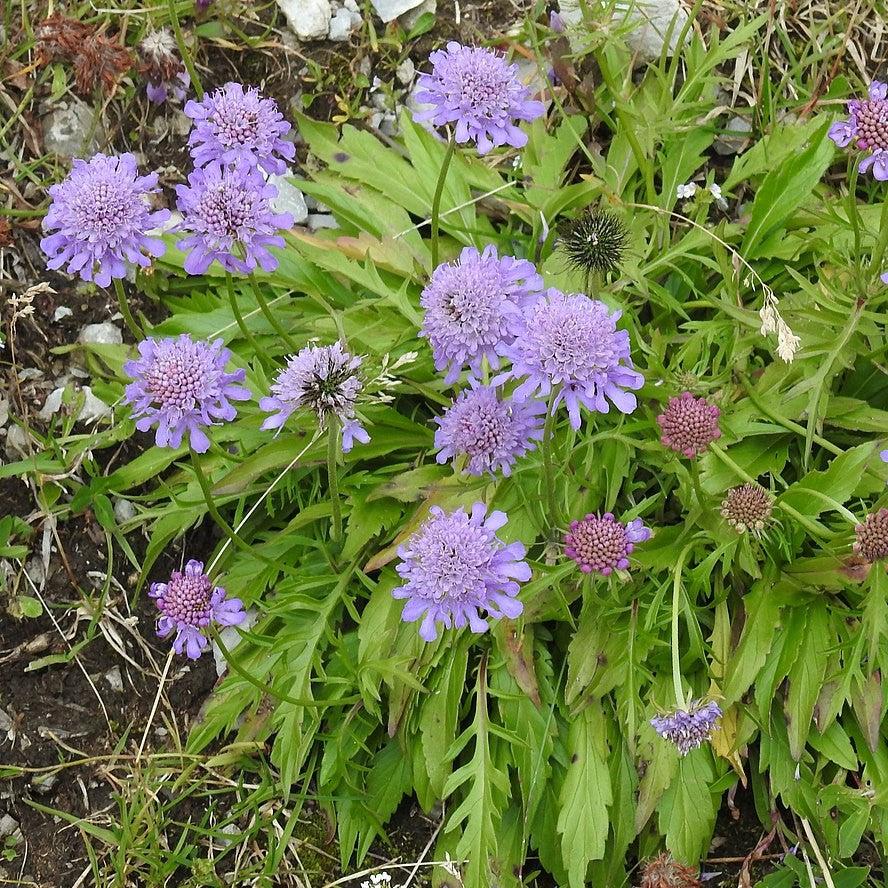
671,544,694,708
542,391,560,527
327,419,342,543
430,135,456,269
248,274,298,352
112,278,143,340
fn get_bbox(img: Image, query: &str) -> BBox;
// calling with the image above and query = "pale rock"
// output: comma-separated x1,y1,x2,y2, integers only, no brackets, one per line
113,498,137,524
0,398,7,429
277,0,332,40
328,6,355,40
268,174,309,224
395,58,415,85
213,609,259,677
714,114,753,155
104,666,124,692
371,0,425,24
5,425,29,458
78,386,111,423
0,814,20,841
623,0,689,61
399,0,435,28
39,388,65,421
307,213,338,231
79,322,123,346
43,100,104,158
53,306,74,322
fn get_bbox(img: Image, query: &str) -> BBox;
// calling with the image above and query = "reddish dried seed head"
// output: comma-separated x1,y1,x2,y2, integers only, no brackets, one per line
563,513,650,576
720,483,773,534
640,853,702,888
855,99,888,151
854,509,888,563
656,391,721,458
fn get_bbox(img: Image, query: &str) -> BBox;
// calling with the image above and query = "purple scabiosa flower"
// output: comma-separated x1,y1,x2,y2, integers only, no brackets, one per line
413,42,546,154
502,289,644,429
434,384,545,476
392,502,529,641
149,559,246,659
123,334,251,452
40,153,169,288
656,391,721,458
853,509,888,562
184,81,295,174
259,342,369,452
828,80,888,179
650,700,722,756
563,512,651,575
174,161,293,275
420,245,543,385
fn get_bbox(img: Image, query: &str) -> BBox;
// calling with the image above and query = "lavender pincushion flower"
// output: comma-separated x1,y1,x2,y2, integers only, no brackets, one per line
260,342,370,452
502,289,644,429
124,334,251,452
650,700,722,756
434,384,545,476
392,502,529,641
828,80,888,179
413,42,546,154
149,560,245,659
421,245,543,384
40,153,169,288
564,512,651,575
175,161,293,275
185,81,295,174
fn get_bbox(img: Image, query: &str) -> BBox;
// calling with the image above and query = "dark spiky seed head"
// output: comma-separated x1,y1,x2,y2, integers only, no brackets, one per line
640,853,702,888
720,483,774,534
558,209,628,278
854,509,888,563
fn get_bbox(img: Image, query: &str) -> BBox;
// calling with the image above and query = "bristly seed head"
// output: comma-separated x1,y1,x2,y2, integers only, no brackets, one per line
854,509,888,563
656,391,721,458
720,483,774,535
640,853,703,888
558,209,628,279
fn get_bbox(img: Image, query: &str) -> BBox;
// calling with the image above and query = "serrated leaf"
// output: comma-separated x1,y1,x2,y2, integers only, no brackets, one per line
659,752,718,864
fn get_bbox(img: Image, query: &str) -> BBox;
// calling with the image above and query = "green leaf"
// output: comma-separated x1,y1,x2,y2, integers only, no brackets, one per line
17,595,43,618
778,444,874,518
658,752,718,864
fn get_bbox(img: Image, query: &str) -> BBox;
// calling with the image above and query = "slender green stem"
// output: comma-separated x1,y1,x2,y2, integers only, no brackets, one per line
167,0,203,100
327,420,342,543
689,460,706,508
112,278,144,339
671,545,694,708
226,274,268,365
871,191,888,277
430,135,456,269
541,391,560,527
248,275,299,352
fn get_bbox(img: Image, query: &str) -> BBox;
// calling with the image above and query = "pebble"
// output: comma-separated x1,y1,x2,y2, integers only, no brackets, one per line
370,0,426,23
0,814,20,841
277,0,332,40
307,213,339,231
714,114,753,155
5,424,29,458
38,385,112,423
395,58,415,85
79,322,123,346
104,666,124,692
268,174,309,224
31,773,58,794
625,0,689,60
53,306,74,322
42,100,105,158
328,6,355,40
113,498,137,524
0,398,7,430
398,0,435,28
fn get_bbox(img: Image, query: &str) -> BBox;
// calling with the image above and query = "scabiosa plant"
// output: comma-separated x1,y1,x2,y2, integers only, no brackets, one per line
175,161,293,275
558,209,628,281
656,391,721,458
720,483,774,535
392,503,529,641
420,245,543,384
504,289,644,428
150,560,246,659
123,334,251,452
434,384,545,476
40,153,169,288
139,29,189,103
259,342,369,451
412,42,546,154
563,512,651,575
650,700,722,756
184,81,295,174
853,509,888,562
828,80,888,179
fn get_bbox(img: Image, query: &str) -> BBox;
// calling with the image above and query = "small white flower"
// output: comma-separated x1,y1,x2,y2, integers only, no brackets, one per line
676,182,698,199
776,319,801,363
708,182,723,200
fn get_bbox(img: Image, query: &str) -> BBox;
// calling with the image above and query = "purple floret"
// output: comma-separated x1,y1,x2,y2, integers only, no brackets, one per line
828,80,888,179
434,383,545,476
147,69,190,104
501,289,644,429
149,559,246,659
40,152,169,288
124,334,251,453
564,513,651,575
420,245,543,385
259,342,369,452
184,81,296,174
650,700,722,756
174,161,293,275
413,42,546,154
392,502,529,642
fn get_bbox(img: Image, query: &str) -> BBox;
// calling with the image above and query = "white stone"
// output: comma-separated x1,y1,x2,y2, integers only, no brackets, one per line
79,322,123,346
5,425,29,458
0,398,7,429
277,0,332,40
38,388,65,421
714,114,753,155
328,6,355,40
104,666,124,692
623,0,689,60
43,100,104,158
371,0,425,23
78,386,111,423
395,58,415,85
398,0,435,28
53,306,73,322
307,213,339,231
268,174,309,224
113,498,137,524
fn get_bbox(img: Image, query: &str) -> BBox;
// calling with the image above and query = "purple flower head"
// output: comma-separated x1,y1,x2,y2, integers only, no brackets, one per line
434,383,545,476
149,559,246,659
502,289,644,429
656,391,721,458
828,80,888,179
260,342,369,452
147,69,190,104
564,512,651,575
650,700,722,756
123,334,251,453
175,161,293,275
421,245,543,385
184,82,295,174
413,42,546,154
392,502,529,641
40,153,169,288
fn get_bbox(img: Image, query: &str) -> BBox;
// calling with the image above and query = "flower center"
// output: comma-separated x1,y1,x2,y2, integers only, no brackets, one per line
414,519,492,603
449,53,513,119
565,516,628,571
144,347,212,409
856,99,888,150
456,400,507,457
214,103,261,149
198,182,254,238
159,571,213,626
79,180,133,237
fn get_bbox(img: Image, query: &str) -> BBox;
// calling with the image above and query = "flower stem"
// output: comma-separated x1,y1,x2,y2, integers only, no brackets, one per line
226,274,268,367
248,274,299,352
689,459,706,508
167,0,203,100
542,391,560,527
327,419,342,543
430,134,456,270
190,447,254,559
671,544,694,708
112,278,144,340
